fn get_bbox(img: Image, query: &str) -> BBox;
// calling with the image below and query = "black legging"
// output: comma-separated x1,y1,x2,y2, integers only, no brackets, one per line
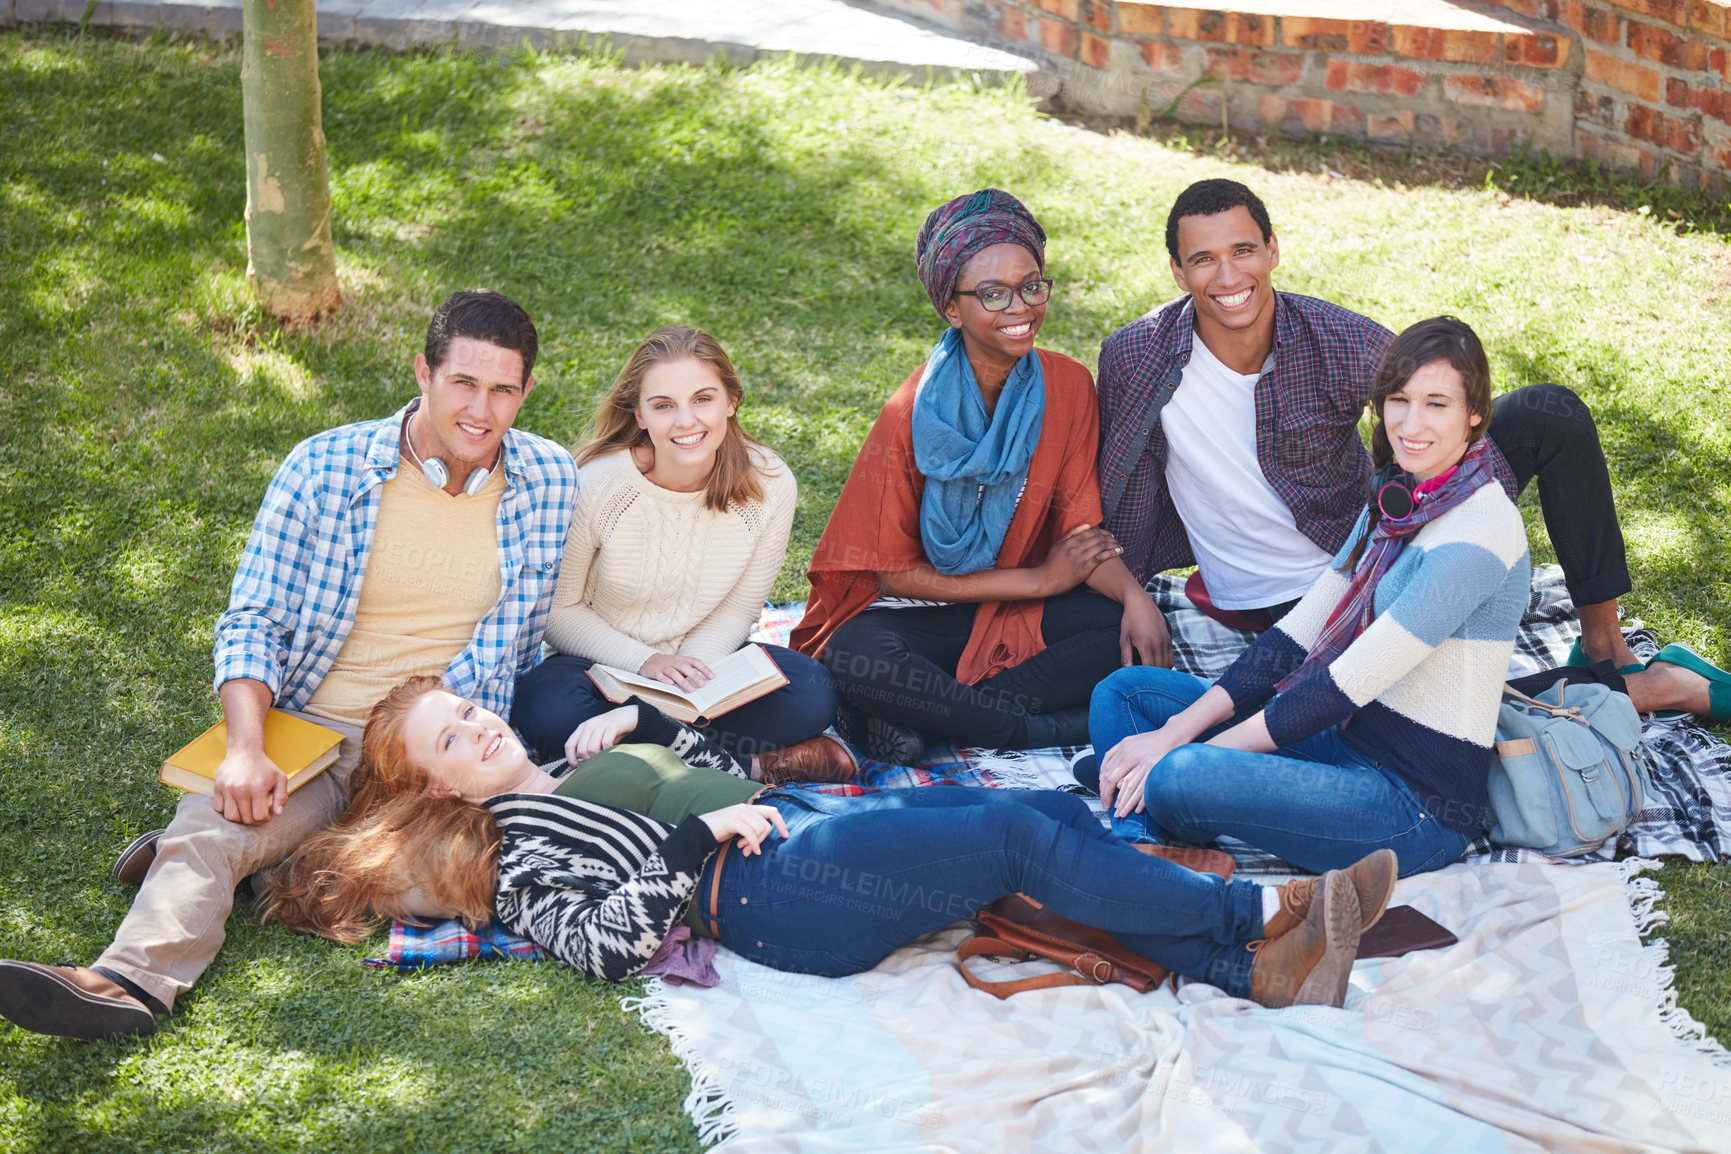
1487,382,1631,607
822,587,1125,749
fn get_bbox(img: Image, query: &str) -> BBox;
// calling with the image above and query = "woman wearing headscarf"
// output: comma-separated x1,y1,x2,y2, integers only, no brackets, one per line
791,189,1170,762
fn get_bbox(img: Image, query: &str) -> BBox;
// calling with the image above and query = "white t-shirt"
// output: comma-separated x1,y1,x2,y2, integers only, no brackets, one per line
1161,337,1332,610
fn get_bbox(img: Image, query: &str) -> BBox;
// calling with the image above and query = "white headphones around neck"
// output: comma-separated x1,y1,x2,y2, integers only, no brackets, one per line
404,405,493,497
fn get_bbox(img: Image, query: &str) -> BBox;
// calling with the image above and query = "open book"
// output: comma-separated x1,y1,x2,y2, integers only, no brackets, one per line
585,644,789,724
159,709,344,796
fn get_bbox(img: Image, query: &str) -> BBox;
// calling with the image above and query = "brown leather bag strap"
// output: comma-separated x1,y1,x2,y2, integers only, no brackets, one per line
956,937,1098,999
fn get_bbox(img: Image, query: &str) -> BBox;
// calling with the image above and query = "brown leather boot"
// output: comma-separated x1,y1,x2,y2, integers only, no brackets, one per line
752,734,861,786
1261,848,1397,940
1247,870,1363,1009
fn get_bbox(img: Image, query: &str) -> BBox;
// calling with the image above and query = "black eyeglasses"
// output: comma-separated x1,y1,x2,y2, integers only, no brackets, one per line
953,277,1054,312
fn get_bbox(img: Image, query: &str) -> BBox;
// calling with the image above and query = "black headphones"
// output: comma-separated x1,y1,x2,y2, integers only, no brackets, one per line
1372,462,1417,521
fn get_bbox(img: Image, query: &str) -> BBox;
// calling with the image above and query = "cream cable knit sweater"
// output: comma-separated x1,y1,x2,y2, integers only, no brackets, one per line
541,444,797,672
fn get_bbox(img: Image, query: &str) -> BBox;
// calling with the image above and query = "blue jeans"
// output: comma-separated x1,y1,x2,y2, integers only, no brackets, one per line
1089,667,1471,878
706,787,1266,997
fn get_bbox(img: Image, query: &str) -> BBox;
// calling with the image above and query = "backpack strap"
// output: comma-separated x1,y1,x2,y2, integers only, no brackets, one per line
1501,682,1590,723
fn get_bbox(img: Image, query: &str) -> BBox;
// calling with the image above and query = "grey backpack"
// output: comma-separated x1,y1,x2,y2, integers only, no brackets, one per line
1484,682,1648,857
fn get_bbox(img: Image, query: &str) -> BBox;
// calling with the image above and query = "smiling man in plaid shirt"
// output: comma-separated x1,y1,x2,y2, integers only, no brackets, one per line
1099,179,1636,654
0,289,579,1040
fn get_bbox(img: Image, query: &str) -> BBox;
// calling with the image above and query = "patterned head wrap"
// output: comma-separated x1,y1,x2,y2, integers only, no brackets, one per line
914,189,1047,321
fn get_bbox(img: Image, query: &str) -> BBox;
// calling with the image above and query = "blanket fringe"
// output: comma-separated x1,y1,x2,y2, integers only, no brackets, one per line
965,746,1074,789
622,981,741,1146
1616,858,1731,1069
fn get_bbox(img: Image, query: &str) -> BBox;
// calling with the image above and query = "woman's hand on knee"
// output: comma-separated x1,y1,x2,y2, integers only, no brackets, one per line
1099,729,1181,816
699,803,789,856
565,705,639,764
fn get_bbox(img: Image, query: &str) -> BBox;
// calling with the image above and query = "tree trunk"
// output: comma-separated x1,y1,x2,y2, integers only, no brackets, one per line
242,0,341,325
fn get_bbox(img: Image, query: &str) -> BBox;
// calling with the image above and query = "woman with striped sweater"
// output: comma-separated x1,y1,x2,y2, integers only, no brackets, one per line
1089,317,1530,878
266,679,1400,1010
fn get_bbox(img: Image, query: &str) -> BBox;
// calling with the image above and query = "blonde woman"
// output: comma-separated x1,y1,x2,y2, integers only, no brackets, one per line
510,326,849,782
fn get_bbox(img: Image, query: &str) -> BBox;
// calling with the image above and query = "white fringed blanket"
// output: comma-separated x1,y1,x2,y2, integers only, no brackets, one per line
627,860,1731,1152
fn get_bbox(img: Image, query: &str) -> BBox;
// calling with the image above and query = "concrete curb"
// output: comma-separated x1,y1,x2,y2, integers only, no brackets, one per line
1,0,1049,90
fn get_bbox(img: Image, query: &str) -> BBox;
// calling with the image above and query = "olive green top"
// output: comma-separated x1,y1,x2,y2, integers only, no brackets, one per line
552,744,758,826
551,744,758,938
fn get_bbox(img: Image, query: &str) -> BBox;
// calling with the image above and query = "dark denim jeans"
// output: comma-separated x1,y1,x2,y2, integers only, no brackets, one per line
511,643,838,763
706,786,1266,997
1090,667,1470,878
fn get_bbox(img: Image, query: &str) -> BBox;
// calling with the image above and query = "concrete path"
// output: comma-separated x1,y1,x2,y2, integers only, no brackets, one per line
3,0,1042,82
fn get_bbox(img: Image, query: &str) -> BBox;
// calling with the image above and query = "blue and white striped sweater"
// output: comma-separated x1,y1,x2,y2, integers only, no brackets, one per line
1216,481,1529,834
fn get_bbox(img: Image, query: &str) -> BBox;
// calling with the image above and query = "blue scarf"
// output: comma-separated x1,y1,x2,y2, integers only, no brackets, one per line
910,328,1046,575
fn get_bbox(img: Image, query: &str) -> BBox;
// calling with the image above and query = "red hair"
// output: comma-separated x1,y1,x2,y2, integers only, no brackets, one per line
260,677,502,942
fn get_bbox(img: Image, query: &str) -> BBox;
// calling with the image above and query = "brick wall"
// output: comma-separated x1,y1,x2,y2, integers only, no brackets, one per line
865,0,1729,189
1493,0,1730,185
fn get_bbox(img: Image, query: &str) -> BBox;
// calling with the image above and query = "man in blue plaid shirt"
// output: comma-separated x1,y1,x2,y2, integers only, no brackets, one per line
0,290,579,1041
1098,179,1635,663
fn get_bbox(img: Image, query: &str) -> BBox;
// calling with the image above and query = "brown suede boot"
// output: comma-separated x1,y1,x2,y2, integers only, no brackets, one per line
1247,870,1363,1010
752,734,861,786
1261,848,1397,940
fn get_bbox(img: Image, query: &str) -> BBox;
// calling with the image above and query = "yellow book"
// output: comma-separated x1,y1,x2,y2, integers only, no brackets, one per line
159,710,344,796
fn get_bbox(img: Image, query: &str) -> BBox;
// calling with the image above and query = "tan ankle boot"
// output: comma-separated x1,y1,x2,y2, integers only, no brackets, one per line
1262,848,1397,939
1247,870,1363,1009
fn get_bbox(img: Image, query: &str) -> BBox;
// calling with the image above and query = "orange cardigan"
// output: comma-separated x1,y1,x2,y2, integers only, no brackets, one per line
791,348,1104,686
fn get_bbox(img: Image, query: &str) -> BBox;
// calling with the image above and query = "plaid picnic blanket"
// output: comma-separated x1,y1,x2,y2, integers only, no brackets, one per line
376,566,1731,964
364,917,546,969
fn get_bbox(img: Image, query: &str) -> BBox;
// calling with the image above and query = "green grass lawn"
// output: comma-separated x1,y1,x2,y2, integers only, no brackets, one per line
2,27,1728,1152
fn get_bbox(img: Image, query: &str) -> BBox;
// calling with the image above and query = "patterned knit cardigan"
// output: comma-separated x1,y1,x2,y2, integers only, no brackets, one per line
485,793,714,981
484,703,740,980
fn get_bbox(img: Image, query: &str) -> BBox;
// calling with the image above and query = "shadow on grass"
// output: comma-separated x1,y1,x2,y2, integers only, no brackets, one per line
3,27,1727,1149
1094,117,1731,239
1497,343,1730,653
0,34,1113,1148
1,929,701,1153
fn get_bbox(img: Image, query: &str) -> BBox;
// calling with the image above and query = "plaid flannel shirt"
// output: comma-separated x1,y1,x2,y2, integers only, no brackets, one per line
1098,291,1398,585
212,402,580,718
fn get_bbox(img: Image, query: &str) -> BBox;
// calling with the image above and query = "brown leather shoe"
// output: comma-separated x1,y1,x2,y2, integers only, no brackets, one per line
1247,870,1362,1010
1262,848,1397,940
752,734,861,786
112,829,164,887
0,961,156,1040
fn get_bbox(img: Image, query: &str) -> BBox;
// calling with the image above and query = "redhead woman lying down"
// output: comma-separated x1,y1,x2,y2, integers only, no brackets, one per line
265,676,1397,1010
